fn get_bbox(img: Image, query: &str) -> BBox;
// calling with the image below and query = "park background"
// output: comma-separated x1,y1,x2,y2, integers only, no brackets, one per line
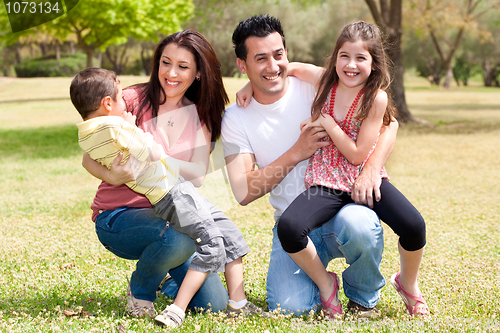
1,0,499,332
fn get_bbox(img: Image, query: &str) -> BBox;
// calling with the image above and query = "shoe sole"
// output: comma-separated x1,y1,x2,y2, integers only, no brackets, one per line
154,314,177,328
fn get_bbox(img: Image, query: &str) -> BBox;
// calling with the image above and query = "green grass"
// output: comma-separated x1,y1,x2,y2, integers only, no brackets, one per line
0,75,499,332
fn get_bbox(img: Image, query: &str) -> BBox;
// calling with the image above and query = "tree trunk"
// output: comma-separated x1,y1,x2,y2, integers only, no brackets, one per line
96,51,102,68
55,41,61,61
86,49,94,68
15,43,22,64
365,0,414,123
386,33,414,123
40,42,47,56
141,44,152,75
443,66,453,89
483,60,493,87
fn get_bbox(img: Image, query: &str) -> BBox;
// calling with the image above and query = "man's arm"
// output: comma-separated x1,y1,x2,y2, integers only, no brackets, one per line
351,118,399,207
225,126,329,205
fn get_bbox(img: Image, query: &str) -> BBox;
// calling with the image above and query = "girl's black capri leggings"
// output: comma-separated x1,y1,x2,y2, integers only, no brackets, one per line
277,179,426,253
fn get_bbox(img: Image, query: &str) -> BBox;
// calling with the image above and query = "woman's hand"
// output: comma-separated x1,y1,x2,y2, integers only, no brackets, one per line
108,153,138,185
236,81,253,108
82,152,137,185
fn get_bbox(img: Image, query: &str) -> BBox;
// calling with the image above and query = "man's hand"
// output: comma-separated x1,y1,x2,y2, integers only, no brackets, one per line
351,164,382,208
291,125,330,161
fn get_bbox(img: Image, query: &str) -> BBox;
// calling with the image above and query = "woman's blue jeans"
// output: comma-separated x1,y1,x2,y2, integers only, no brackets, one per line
267,203,385,315
94,207,228,311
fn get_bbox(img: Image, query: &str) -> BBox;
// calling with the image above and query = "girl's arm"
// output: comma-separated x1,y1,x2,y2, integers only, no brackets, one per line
236,81,253,108
235,62,325,107
287,62,324,90
351,118,398,207
303,90,388,166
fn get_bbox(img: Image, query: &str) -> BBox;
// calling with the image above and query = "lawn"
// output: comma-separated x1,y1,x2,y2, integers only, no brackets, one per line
0,75,499,332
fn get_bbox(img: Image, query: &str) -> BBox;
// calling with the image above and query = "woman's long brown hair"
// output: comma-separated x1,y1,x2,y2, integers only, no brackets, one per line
130,30,229,143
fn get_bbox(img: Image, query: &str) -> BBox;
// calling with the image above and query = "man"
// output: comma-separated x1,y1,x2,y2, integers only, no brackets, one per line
221,15,398,318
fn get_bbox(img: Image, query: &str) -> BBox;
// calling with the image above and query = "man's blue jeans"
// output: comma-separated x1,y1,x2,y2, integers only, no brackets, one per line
94,207,228,311
267,203,385,315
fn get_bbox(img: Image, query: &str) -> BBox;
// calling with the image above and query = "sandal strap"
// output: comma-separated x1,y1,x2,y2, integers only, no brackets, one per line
320,272,343,317
391,272,428,316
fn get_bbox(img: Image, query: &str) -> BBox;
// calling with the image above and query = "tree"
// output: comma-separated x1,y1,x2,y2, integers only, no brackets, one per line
48,0,194,68
364,0,414,123
408,0,500,89
472,9,500,86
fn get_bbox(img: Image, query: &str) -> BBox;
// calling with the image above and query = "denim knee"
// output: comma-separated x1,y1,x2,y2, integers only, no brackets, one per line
334,204,384,260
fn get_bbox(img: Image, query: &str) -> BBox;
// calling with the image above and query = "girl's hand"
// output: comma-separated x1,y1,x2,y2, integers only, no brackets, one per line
236,81,253,108
300,115,330,132
122,111,136,126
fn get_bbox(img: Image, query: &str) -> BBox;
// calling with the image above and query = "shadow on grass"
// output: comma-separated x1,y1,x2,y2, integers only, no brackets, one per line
403,119,500,134
0,125,81,160
410,104,500,111
0,97,69,104
0,291,125,318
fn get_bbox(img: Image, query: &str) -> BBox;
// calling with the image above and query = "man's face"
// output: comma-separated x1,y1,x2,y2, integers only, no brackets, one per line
237,32,289,105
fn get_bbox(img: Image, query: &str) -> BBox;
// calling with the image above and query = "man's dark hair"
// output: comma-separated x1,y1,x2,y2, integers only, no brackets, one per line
70,68,118,120
232,14,286,61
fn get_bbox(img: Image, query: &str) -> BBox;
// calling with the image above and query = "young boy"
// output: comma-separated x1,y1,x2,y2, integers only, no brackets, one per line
70,68,264,328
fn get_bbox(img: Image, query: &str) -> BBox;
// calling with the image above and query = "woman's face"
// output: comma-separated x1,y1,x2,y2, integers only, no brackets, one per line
158,43,200,103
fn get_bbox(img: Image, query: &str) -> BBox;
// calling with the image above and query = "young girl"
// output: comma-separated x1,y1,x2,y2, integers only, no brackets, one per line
237,21,427,318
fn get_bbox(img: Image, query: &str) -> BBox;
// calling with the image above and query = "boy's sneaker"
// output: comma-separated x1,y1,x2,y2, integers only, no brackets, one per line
154,305,185,328
125,281,156,318
225,301,268,317
347,300,380,318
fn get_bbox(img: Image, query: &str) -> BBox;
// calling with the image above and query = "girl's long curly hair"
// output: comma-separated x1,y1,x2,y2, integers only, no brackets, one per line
312,21,396,125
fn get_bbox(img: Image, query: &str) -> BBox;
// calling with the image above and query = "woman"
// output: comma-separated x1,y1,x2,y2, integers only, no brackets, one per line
82,30,229,317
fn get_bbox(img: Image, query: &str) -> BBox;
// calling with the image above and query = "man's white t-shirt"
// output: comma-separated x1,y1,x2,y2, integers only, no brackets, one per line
221,77,316,219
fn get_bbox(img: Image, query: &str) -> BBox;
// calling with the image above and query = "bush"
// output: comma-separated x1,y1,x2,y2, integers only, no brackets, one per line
14,54,86,77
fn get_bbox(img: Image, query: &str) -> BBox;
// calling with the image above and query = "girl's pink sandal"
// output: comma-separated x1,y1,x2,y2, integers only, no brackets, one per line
390,272,428,317
320,272,343,318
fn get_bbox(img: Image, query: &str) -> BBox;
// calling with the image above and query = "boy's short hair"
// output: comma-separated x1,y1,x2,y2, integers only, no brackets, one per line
70,68,119,120
232,14,286,61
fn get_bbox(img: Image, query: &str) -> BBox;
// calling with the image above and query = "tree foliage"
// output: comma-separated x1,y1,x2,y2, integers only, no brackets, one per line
1,0,194,68
407,0,500,88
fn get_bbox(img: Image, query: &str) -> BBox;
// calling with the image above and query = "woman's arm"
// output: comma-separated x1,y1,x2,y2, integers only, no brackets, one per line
82,152,136,185
172,124,211,187
302,91,387,165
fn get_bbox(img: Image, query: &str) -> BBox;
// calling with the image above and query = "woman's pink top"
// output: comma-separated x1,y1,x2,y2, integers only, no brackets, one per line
304,88,389,193
90,87,201,221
